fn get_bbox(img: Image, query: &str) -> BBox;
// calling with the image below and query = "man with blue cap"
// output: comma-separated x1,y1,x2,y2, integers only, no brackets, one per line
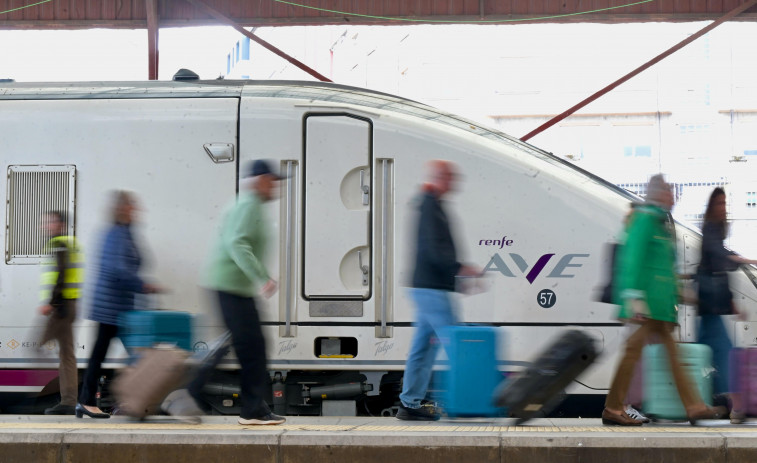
205,159,285,425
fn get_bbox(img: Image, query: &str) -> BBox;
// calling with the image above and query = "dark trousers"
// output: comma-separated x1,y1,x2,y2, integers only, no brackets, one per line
79,322,119,406
216,290,271,418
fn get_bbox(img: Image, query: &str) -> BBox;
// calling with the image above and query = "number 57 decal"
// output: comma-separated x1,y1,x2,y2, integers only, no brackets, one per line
537,289,557,308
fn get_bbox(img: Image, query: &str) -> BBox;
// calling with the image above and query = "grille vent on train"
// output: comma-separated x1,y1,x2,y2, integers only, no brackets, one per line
5,165,76,264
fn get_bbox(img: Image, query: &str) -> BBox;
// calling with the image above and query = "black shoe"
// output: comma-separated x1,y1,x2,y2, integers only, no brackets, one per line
75,403,110,419
687,406,727,426
44,403,76,415
396,404,440,421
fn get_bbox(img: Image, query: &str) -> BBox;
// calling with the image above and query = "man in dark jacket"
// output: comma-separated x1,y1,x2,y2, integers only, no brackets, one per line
397,160,479,421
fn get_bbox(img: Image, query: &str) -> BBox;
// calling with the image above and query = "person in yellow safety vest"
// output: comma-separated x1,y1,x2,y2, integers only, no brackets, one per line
38,210,83,415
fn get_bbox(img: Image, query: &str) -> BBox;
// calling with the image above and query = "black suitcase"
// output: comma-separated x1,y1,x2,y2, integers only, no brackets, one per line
184,331,233,400
493,330,597,424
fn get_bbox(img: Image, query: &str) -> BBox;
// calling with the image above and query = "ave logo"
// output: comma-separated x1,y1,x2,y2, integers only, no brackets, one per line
483,253,589,284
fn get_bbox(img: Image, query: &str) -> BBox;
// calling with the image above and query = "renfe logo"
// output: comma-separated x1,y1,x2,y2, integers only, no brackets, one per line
483,253,589,284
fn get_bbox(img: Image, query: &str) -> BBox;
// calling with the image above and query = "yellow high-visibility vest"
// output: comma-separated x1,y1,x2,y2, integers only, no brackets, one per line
40,236,84,301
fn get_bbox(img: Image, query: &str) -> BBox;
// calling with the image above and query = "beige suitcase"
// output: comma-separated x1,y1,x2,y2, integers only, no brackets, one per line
111,346,190,418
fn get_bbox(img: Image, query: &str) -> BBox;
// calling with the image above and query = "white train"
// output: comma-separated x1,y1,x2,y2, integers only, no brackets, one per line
2,79,756,415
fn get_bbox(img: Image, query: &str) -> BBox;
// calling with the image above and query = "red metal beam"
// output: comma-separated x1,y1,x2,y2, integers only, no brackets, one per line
146,0,159,80
184,0,332,82
519,0,757,142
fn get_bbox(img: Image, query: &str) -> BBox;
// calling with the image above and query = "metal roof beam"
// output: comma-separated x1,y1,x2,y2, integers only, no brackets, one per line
183,0,332,82
146,0,159,80
520,0,757,142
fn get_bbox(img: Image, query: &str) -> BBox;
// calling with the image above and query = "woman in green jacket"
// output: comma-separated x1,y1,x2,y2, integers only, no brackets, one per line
602,174,722,426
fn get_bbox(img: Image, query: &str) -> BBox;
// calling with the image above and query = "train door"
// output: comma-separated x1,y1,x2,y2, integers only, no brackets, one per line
302,114,372,315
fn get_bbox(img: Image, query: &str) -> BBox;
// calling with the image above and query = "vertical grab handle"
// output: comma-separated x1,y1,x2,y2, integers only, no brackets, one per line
378,159,392,338
282,160,297,337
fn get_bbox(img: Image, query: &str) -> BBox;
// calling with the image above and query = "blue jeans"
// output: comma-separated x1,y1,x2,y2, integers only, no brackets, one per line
698,314,733,395
399,288,457,409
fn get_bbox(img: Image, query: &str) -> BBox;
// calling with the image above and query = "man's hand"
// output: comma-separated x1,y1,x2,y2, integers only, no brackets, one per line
630,298,650,322
261,279,278,299
734,301,748,321
457,265,482,277
39,305,54,316
143,283,165,294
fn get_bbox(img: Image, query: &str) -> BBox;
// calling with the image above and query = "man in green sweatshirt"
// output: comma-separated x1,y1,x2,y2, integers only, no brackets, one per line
205,159,284,425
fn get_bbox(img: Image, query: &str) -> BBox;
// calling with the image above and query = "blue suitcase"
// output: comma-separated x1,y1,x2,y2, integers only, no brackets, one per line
442,325,504,417
642,343,712,420
120,310,193,351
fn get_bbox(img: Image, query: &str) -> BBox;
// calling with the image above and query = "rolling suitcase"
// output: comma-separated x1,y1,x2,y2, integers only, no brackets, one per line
442,325,503,417
120,310,193,352
642,343,712,420
184,331,233,407
493,330,597,424
111,345,191,418
729,348,757,416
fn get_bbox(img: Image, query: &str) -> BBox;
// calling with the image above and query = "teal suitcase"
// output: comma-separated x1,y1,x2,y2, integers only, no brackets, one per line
119,310,193,352
642,343,712,420
442,325,504,417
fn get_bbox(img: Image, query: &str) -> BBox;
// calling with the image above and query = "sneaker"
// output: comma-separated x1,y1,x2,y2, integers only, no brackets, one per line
396,404,440,421
238,413,286,425
625,405,651,423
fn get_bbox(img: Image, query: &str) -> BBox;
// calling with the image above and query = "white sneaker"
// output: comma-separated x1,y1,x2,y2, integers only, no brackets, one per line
238,413,286,425
625,405,650,423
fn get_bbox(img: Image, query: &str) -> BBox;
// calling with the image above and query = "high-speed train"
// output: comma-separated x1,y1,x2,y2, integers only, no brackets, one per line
2,79,756,415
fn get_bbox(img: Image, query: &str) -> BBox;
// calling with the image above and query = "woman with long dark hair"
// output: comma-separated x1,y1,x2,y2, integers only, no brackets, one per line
698,187,757,423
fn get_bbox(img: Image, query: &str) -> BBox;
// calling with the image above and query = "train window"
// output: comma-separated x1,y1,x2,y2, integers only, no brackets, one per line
5,165,76,264
315,337,358,359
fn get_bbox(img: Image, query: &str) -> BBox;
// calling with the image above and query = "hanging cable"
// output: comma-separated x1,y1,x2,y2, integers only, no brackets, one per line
0,0,53,17
272,0,656,23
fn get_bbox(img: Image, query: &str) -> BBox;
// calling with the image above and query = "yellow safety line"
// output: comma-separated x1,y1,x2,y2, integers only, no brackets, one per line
0,422,755,433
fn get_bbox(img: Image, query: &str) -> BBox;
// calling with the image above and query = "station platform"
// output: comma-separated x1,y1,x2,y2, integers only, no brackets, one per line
2,414,757,463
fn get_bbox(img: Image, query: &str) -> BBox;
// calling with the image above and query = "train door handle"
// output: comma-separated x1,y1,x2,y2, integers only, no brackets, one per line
358,250,369,286
360,169,370,206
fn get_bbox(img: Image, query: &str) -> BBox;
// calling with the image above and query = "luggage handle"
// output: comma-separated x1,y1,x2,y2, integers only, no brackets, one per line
455,275,492,295
135,293,170,311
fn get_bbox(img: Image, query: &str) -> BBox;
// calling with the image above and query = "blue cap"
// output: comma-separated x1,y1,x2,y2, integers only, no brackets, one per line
246,159,283,179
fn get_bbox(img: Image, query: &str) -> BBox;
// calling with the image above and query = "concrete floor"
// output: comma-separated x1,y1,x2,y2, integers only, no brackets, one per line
1,414,757,462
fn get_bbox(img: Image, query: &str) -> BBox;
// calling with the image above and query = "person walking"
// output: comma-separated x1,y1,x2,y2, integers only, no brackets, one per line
598,203,650,423
602,174,722,426
205,159,285,426
76,191,161,419
396,160,479,421
697,187,757,423
38,211,83,415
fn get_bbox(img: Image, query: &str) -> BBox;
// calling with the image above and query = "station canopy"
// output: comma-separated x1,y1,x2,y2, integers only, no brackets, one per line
1,0,756,29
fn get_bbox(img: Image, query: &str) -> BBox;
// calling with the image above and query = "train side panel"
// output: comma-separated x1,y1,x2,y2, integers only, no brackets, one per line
0,97,238,372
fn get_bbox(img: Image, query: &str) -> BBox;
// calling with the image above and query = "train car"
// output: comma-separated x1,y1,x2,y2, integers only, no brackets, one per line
2,79,756,415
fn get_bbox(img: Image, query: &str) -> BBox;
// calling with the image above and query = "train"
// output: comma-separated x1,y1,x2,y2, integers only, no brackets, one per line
2,78,756,416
